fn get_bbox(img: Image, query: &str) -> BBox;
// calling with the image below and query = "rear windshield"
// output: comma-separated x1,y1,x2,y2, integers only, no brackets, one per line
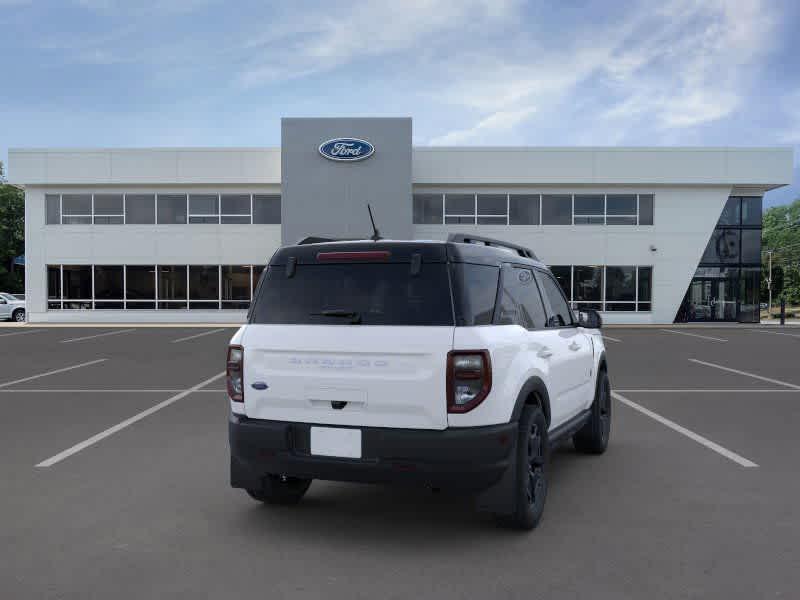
250,263,454,326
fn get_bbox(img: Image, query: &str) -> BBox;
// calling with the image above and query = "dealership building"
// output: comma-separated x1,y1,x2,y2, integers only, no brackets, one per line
8,117,794,324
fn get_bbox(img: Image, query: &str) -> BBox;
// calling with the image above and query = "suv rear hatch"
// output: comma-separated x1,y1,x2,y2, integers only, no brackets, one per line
242,245,454,430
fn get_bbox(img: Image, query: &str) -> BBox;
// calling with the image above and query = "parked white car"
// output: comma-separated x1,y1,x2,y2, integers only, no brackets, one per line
0,293,26,322
227,234,609,530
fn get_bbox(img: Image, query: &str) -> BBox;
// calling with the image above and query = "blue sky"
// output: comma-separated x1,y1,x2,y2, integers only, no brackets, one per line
1,0,798,207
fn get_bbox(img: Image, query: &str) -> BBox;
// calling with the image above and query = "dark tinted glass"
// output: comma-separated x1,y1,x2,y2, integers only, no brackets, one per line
573,266,602,302
477,194,507,215
541,195,571,224
509,194,539,225
158,266,187,300
93,265,123,299
606,194,636,215
413,194,443,224
222,266,251,301
445,216,474,224
251,263,454,326
62,194,91,215
574,195,604,214
605,266,635,301
496,267,546,329
445,194,474,215
47,265,61,299
549,266,571,299
221,194,250,215
189,265,219,300
157,194,187,224
46,195,60,224
189,194,219,215
739,267,760,323
717,197,740,226
740,229,761,263
741,197,762,226
637,267,652,302
638,194,654,225
125,195,155,224
94,194,123,214
451,263,499,326
702,229,740,263
62,265,91,299
537,271,572,326
253,194,281,224
126,266,155,299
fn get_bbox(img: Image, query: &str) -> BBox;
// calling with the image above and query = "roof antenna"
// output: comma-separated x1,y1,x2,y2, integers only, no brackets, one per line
367,204,382,241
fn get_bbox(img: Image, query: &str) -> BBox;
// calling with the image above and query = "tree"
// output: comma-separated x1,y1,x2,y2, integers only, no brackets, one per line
0,161,25,293
762,197,800,305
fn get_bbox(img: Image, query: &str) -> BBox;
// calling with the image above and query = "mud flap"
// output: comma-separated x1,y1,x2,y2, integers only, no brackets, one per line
474,435,518,516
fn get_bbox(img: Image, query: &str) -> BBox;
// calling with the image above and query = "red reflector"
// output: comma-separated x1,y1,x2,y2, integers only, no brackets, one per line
317,251,391,262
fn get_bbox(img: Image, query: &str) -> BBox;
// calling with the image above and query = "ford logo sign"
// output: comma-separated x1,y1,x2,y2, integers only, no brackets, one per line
318,138,375,162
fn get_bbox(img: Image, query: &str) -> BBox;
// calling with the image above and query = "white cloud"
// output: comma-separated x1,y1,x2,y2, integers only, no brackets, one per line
429,107,536,145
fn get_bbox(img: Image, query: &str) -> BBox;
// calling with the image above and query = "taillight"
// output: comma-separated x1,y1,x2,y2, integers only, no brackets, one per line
227,345,244,402
447,350,491,413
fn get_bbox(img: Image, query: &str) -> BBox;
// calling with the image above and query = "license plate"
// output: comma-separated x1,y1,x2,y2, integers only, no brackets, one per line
310,427,362,459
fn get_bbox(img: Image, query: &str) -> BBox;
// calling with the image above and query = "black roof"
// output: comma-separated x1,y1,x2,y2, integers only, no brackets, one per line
269,236,546,269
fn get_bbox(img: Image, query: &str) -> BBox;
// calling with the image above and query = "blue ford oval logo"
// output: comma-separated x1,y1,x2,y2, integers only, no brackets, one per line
318,138,375,162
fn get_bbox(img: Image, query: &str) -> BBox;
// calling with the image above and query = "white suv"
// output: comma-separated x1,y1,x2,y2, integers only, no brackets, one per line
227,234,610,529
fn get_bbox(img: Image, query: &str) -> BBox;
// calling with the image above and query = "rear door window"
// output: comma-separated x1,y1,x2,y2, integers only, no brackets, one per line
496,266,547,329
250,263,453,326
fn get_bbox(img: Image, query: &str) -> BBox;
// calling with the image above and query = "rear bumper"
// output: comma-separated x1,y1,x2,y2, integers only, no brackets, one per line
229,414,516,491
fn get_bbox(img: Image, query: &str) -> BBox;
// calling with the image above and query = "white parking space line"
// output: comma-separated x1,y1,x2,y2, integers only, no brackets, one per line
689,358,800,390
616,388,800,393
747,329,800,339
659,329,727,342
171,328,227,343
0,388,227,393
60,329,136,344
0,329,44,338
602,335,622,343
611,391,758,468
0,359,108,389
35,371,225,468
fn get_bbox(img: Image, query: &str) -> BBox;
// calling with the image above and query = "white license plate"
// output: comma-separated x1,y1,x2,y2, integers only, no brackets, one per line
310,427,362,459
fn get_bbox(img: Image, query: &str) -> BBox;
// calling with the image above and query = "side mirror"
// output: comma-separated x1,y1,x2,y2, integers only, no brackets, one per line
578,309,602,329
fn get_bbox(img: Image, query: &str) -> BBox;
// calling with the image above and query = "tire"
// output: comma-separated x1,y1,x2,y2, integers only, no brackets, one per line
573,369,611,454
246,474,311,505
500,404,548,530
12,309,25,323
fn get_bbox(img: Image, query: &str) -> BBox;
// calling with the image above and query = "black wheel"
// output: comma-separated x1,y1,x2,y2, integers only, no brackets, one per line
12,309,25,322
246,474,311,505
501,404,548,530
573,369,611,454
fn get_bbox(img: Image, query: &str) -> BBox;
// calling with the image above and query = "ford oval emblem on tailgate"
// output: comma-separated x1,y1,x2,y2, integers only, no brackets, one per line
251,382,268,390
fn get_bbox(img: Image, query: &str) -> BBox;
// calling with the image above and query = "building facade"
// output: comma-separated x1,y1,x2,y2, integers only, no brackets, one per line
9,117,794,324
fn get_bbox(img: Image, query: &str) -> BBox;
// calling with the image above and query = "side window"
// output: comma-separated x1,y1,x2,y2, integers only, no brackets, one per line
496,266,546,329
537,271,574,327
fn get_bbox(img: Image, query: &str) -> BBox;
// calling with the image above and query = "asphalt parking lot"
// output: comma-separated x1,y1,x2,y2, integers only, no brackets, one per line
1,325,798,599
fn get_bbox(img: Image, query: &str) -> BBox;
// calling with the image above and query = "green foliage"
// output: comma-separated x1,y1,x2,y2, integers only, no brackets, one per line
0,162,25,293
762,197,800,305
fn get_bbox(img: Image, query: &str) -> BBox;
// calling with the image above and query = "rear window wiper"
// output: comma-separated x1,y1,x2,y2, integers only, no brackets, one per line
310,309,362,324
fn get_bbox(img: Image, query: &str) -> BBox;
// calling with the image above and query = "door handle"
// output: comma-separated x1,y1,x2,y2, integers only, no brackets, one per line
568,341,581,351
537,347,553,359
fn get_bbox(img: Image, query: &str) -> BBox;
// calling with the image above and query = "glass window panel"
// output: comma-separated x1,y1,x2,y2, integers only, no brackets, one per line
739,267,760,323
740,230,761,263
701,229,740,263
93,265,123,299
606,194,636,215
477,194,507,216
189,265,219,301
445,194,474,215
741,197,762,226
189,301,220,310
637,267,652,302
445,216,475,224
222,301,250,310
573,215,604,225
158,266,187,300
413,194,443,224
62,194,91,215
477,216,506,225
574,301,603,311
509,194,540,225
93,215,123,224
125,194,155,224
222,266,251,301
221,194,250,215
605,266,636,302
63,301,92,310
158,301,188,310
62,265,91,299
48,301,62,310
62,216,92,224
573,266,602,302
637,302,651,312
717,197,741,226
451,264,499,326
126,301,156,310
541,195,571,225
189,216,219,224
537,272,573,326
94,194,123,214
638,194,654,225
189,194,219,215
548,266,571,300
221,215,251,224
157,194,187,224
606,216,637,225
605,303,636,311
46,194,61,224
125,266,155,299
94,301,124,310
574,195,604,215
253,194,281,224
47,266,61,299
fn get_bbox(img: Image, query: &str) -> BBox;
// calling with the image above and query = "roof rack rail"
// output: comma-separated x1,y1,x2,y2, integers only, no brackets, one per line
447,233,538,260
295,236,356,245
